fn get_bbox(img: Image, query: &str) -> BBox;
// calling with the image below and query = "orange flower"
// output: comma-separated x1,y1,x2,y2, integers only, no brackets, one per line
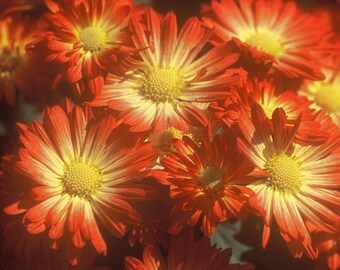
0,14,47,105
3,102,158,265
299,45,340,127
202,0,333,80
27,0,137,98
91,8,240,132
210,78,330,144
154,126,256,236
125,229,254,270
237,104,340,258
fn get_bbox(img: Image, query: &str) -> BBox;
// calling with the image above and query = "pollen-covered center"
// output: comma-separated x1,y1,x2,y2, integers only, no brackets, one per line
79,27,106,52
62,160,102,198
199,167,224,189
140,68,185,103
265,153,301,192
246,32,284,58
315,83,340,112
149,126,194,153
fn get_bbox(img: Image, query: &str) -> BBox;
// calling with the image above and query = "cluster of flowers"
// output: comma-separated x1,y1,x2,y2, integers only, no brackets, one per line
0,0,339,269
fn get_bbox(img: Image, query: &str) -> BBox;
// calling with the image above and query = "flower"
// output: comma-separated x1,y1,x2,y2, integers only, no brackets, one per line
237,104,340,258
210,77,330,144
125,229,255,270
154,126,255,236
27,0,137,98
91,8,240,132
299,47,340,127
201,0,333,80
0,14,47,105
3,102,158,265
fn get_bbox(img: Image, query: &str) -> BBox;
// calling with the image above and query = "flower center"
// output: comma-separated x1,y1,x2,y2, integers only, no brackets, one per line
79,27,106,52
62,160,102,198
149,127,195,153
165,127,190,140
246,32,284,58
315,83,340,112
265,153,301,193
261,103,276,119
140,68,185,103
199,167,224,189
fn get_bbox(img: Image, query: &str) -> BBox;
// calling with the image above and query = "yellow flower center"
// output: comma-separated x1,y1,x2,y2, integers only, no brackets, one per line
246,32,284,58
315,83,340,112
261,103,276,119
79,27,106,52
265,153,301,192
199,167,224,189
62,160,102,198
149,126,198,154
166,127,191,140
140,68,185,103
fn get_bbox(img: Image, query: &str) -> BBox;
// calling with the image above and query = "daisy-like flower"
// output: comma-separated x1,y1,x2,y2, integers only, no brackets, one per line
3,102,158,265
125,229,254,270
299,49,340,127
0,155,100,268
27,0,137,98
201,0,333,80
237,104,340,258
91,8,240,132
0,14,47,105
154,127,255,236
211,78,330,143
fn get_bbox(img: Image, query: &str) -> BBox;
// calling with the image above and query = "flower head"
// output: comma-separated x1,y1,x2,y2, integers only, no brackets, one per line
154,126,255,236
237,104,340,258
3,102,158,264
211,78,330,143
91,8,240,132
202,0,333,80
27,0,137,98
299,47,340,127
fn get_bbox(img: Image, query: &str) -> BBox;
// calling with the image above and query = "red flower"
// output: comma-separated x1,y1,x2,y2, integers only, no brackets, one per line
154,127,256,236
125,229,254,270
202,0,333,80
27,0,137,99
3,102,158,265
211,77,330,144
237,104,340,258
299,43,340,127
91,8,240,132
